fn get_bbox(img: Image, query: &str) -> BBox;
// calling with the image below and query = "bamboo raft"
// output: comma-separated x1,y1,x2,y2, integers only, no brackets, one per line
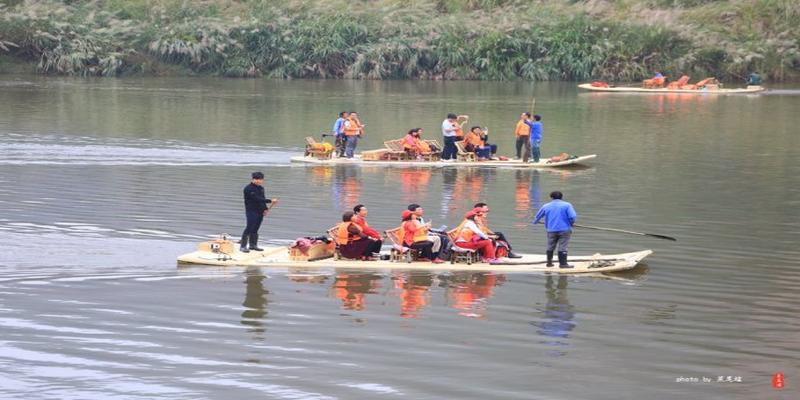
578,83,765,94
290,154,596,168
177,243,652,274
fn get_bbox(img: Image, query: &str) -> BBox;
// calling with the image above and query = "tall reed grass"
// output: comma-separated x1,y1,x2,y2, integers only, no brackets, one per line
0,0,797,81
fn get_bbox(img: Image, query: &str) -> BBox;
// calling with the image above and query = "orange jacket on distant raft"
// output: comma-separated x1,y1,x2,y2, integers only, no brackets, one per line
515,120,530,137
343,117,361,136
464,132,483,148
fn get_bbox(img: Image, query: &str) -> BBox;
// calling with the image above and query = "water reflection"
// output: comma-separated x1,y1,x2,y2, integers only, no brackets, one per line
397,168,432,204
514,170,541,227
393,272,435,319
241,269,269,335
331,273,382,311
440,168,497,219
441,272,505,319
331,166,362,210
533,275,576,356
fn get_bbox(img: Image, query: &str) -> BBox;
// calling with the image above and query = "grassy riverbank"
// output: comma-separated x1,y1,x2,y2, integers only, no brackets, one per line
1,0,798,81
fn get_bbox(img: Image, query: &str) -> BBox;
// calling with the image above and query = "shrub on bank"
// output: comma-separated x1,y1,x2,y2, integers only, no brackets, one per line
0,0,797,81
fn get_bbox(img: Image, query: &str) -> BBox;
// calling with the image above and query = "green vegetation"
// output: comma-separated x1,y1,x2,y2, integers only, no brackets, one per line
0,0,797,81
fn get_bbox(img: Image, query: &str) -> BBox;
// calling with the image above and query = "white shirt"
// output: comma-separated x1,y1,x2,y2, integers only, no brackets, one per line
442,119,457,137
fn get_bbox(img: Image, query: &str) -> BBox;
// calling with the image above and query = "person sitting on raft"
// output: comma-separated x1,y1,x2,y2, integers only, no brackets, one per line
352,204,382,240
402,128,434,158
407,203,449,260
400,210,445,264
464,126,496,160
474,202,521,258
453,208,497,263
336,211,382,260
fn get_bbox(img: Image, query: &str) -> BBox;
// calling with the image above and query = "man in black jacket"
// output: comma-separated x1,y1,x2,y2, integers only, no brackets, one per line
241,172,276,253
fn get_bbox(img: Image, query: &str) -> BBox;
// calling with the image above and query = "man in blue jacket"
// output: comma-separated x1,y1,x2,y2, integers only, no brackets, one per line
533,191,577,268
241,172,276,253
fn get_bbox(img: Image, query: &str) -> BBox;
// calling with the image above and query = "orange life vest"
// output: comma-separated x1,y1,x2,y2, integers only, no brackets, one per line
335,222,360,245
343,118,360,136
417,139,431,153
515,120,529,137
400,220,428,246
464,132,483,148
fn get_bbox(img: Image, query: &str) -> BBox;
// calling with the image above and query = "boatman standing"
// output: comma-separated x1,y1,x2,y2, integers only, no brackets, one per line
524,114,543,163
532,191,576,268
241,172,277,253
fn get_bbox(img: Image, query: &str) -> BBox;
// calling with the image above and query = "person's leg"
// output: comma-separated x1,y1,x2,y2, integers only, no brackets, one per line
336,136,346,157
456,240,495,260
515,137,523,159
522,136,531,162
367,239,383,257
345,136,357,158
427,234,442,258
249,213,264,250
437,233,450,259
546,231,558,266
441,137,451,160
241,211,259,251
557,231,573,268
410,241,434,260
489,144,497,155
531,143,540,163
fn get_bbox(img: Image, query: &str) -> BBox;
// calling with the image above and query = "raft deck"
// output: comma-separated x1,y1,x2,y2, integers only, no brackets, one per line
290,154,596,168
177,247,652,274
578,83,765,94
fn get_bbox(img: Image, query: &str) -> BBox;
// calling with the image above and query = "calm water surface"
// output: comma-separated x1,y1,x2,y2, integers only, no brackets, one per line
0,76,798,399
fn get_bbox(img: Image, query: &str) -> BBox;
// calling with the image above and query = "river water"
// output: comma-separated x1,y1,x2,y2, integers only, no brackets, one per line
0,76,798,399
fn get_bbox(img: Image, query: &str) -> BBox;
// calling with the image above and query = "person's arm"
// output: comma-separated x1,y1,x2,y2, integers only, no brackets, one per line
533,206,546,225
348,223,367,238
442,121,456,134
567,205,577,226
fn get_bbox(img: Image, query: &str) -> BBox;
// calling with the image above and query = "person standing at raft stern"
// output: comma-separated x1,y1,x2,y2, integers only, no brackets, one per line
514,112,532,161
343,111,363,159
332,111,348,158
532,191,576,268
240,172,276,253
524,114,543,163
441,113,468,161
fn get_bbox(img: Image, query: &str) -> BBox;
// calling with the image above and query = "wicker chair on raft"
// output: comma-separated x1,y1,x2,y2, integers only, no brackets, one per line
454,140,477,162
384,227,421,263
304,136,334,159
446,228,480,265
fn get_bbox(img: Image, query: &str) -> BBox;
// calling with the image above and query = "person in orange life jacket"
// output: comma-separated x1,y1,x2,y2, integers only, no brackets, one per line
402,128,433,157
473,202,522,258
407,203,449,260
336,211,382,260
332,111,349,157
240,171,277,253
532,191,577,268
454,208,497,262
514,112,532,161
342,111,364,159
352,204,382,240
464,126,496,160
401,210,445,263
